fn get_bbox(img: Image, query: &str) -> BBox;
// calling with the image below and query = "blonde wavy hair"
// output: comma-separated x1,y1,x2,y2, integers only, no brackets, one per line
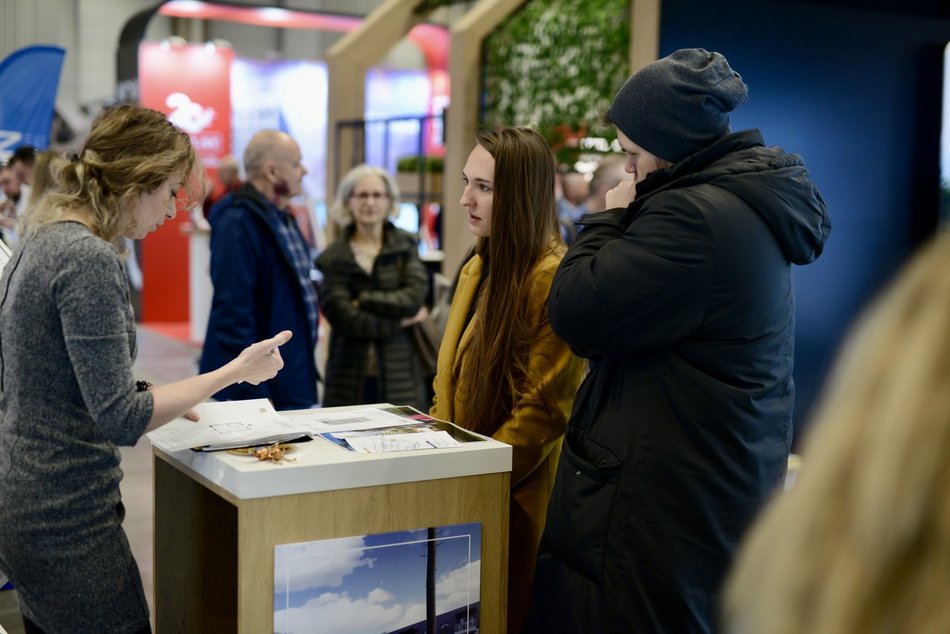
329,164,401,229
27,150,60,208
20,103,200,250
724,228,950,634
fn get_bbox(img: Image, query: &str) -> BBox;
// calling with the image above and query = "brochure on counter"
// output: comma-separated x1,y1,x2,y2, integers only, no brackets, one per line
146,399,486,453
312,406,487,454
145,399,307,452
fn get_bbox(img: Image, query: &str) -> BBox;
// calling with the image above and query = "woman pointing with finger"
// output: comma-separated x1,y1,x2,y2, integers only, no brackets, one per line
0,104,295,634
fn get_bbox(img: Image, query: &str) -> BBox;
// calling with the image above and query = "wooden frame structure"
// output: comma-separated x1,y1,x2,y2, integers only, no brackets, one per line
325,0,662,274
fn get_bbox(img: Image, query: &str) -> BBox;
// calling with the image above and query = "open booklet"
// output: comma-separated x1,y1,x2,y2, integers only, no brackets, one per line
146,400,486,453
145,399,309,452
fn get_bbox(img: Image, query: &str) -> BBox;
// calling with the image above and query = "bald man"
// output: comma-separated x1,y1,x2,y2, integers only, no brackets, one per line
200,130,320,408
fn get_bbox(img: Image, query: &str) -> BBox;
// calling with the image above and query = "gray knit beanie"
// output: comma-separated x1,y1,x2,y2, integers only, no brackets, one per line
607,48,748,163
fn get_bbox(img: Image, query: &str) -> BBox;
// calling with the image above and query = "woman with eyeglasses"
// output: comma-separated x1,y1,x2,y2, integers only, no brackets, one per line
316,164,430,409
430,126,584,633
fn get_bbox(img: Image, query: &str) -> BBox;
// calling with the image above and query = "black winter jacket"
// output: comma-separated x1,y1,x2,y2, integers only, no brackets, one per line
315,223,429,410
526,130,831,633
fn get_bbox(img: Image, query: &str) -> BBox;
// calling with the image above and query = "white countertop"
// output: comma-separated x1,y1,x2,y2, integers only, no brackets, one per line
153,406,512,501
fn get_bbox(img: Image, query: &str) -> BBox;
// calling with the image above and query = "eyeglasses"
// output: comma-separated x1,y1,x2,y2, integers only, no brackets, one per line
351,191,389,201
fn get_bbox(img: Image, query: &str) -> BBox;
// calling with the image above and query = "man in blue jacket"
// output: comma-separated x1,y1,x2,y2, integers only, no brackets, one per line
200,130,319,409
525,49,831,632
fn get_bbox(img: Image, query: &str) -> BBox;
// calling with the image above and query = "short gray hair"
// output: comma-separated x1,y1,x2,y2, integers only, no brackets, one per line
330,164,401,228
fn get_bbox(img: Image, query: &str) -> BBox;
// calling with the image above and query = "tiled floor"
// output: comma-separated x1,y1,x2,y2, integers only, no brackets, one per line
0,325,201,634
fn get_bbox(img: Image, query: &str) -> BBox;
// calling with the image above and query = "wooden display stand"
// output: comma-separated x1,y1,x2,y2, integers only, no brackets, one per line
152,407,512,633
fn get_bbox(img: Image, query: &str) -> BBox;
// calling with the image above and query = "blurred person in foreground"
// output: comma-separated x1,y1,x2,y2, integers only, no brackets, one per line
316,164,430,410
725,228,950,634
431,126,584,633
200,130,319,409
526,48,831,633
0,104,292,634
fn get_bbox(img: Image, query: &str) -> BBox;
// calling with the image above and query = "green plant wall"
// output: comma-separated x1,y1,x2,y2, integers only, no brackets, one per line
482,0,630,164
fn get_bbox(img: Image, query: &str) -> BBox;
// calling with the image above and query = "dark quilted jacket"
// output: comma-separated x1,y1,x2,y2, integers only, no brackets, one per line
315,223,429,409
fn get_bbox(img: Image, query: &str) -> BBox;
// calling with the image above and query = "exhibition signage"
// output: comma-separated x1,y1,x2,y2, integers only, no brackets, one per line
139,40,233,169
0,45,65,161
138,40,233,323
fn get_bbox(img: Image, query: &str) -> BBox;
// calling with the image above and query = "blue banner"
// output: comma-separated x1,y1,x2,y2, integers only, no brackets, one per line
0,45,66,162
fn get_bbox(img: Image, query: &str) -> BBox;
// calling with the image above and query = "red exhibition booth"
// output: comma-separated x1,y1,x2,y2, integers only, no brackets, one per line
131,0,448,332
138,40,233,324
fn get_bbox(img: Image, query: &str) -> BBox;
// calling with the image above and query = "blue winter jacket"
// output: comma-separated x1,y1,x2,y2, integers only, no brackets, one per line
199,183,319,410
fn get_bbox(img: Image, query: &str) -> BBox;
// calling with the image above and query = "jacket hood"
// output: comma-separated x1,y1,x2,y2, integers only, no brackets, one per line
640,129,831,264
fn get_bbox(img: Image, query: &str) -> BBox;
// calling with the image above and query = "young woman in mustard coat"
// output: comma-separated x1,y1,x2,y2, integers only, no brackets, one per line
431,126,583,633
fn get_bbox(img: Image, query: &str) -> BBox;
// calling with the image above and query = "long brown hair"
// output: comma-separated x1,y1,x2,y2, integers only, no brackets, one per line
456,126,562,435
21,103,200,250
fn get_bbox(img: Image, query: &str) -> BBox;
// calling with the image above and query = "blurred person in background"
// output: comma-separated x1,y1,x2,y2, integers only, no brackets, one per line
316,164,430,410
0,164,29,246
202,153,243,222
9,145,38,186
555,169,589,244
584,154,627,213
200,129,320,410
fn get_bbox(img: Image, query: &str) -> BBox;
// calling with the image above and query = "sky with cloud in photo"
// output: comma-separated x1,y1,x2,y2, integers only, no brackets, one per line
274,523,481,634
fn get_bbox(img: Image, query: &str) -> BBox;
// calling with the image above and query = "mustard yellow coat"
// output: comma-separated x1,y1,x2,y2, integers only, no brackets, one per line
431,251,583,632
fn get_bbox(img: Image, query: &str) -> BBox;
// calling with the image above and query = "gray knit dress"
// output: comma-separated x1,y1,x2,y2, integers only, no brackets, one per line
0,221,154,633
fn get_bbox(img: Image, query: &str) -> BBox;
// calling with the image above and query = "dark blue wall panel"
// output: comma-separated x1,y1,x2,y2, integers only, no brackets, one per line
659,0,949,440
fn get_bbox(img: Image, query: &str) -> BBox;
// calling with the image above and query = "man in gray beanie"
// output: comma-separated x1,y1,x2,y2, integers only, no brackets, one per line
608,48,748,163
526,49,832,633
